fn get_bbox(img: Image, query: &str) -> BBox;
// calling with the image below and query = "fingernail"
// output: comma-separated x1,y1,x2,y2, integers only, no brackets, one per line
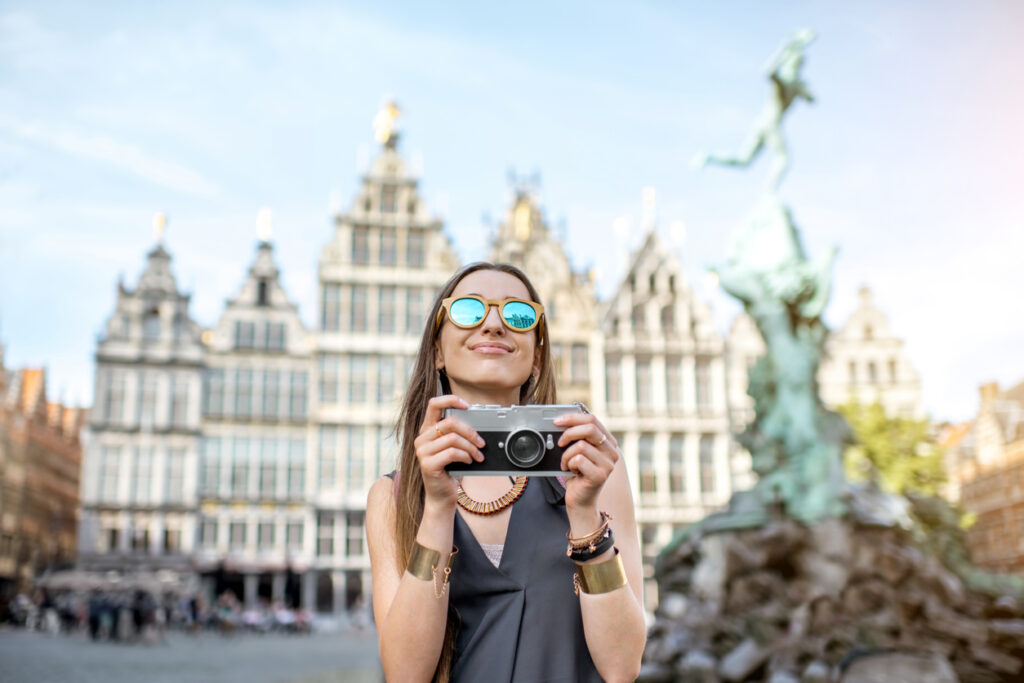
476,436,485,447
553,416,565,425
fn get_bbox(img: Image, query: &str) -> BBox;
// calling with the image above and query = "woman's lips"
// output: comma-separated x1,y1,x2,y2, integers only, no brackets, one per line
470,342,512,354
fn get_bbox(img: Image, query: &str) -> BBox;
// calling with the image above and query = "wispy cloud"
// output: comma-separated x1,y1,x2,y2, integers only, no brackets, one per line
0,116,221,197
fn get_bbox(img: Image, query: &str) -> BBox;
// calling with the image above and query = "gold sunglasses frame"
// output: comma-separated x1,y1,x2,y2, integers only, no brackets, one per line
435,295,545,334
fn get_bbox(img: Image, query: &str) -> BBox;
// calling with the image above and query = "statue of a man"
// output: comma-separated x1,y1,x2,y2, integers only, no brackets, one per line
695,29,816,191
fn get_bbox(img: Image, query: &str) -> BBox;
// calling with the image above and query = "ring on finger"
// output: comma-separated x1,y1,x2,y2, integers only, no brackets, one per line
591,433,606,447
435,424,444,438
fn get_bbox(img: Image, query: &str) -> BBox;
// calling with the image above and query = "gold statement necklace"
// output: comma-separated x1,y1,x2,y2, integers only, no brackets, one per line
456,476,528,515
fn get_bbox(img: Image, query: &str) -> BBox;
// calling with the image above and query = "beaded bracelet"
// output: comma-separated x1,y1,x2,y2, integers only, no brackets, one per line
568,529,615,562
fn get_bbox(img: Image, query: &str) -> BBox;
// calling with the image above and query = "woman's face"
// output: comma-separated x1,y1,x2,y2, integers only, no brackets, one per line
434,269,541,404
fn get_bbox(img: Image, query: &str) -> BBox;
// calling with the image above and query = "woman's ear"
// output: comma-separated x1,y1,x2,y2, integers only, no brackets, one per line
434,344,444,370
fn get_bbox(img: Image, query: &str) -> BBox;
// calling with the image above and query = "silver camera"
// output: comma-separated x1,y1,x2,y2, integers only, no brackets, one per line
443,403,587,476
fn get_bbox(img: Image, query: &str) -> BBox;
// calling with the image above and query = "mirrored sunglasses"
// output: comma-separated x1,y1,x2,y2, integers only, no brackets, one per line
436,296,545,333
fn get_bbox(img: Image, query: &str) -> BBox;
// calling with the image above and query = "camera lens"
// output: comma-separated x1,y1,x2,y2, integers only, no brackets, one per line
505,429,545,468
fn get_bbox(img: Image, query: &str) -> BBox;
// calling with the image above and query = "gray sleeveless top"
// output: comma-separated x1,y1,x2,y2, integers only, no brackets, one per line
448,477,602,682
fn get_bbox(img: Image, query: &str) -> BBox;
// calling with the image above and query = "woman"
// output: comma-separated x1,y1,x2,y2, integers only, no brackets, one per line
367,262,646,682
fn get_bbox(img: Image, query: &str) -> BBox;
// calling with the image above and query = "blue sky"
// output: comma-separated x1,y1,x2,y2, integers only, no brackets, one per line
1,1,1022,422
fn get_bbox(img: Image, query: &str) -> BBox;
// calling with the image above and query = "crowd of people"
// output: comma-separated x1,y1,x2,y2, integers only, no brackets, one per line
2,586,314,641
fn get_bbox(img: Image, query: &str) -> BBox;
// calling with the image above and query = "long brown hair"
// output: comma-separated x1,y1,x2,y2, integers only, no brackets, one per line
393,262,557,682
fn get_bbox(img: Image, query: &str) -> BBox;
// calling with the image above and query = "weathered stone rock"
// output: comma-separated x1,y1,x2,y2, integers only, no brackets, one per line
988,618,1024,646
636,661,676,683
809,518,851,562
719,637,771,682
965,642,1023,675
768,671,800,683
658,592,689,621
840,652,957,682
691,534,728,611
800,659,830,683
924,597,989,643
799,551,849,597
678,649,719,683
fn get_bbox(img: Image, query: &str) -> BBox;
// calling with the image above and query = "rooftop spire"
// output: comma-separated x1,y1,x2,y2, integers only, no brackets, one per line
373,100,401,149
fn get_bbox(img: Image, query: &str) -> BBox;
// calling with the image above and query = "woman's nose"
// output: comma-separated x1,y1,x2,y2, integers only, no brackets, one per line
480,304,505,333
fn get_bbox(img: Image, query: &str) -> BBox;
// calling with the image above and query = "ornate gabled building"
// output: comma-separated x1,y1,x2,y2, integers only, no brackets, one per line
197,236,315,610
0,356,84,599
818,286,923,418
599,230,741,607
79,225,204,572
313,109,458,612
958,380,1024,572
488,185,598,406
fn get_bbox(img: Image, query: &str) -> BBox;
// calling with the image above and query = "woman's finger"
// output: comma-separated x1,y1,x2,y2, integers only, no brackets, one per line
560,440,614,475
417,431,484,462
421,394,469,430
422,447,474,472
556,423,609,449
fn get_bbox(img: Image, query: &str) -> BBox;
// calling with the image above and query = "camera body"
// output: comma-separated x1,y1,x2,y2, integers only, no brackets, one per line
444,403,587,476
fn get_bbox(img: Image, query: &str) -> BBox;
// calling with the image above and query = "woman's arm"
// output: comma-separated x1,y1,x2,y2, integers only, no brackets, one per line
368,394,484,681
367,479,456,681
556,417,647,682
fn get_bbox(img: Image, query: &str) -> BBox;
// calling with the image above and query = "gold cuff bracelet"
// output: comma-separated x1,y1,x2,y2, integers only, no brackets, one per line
573,548,628,595
408,542,459,598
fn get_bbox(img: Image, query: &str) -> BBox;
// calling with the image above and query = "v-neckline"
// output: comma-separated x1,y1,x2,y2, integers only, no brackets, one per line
455,481,525,573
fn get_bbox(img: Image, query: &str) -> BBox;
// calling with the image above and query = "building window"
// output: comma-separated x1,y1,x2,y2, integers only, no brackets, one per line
262,370,280,419
231,439,250,497
699,435,715,496
229,521,247,550
260,446,277,498
321,284,341,331
405,288,424,333
406,230,425,267
164,528,181,553
131,528,150,553
319,356,339,404
665,356,683,410
346,512,365,556
848,361,857,384
235,321,256,349
288,439,305,497
669,435,685,494
571,344,588,384
290,371,307,419
346,426,365,493
99,446,121,502
864,325,873,340
257,279,270,306
661,306,675,333
170,375,190,428
636,358,653,410
266,322,285,350
695,356,712,412
381,186,397,213
638,434,656,494
235,369,253,418
199,518,217,547
104,372,126,425
378,286,396,333
258,521,275,550
143,308,161,340
632,304,645,332
889,359,898,384
317,514,335,556
349,355,369,404
605,357,621,406
379,230,397,265
867,361,878,384
205,369,224,417
165,448,186,503
133,447,153,504
319,426,337,490
350,285,368,332
200,439,220,496
286,521,303,551
352,226,370,264
377,356,396,403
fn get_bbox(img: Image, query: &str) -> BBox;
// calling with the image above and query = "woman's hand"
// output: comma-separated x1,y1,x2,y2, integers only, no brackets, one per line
554,411,619,512
413,395,486,508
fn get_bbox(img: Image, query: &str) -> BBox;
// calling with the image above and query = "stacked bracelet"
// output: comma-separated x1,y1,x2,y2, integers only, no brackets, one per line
568,528,615,562
573,548,628,596
407,541,459,599
566,511,613,559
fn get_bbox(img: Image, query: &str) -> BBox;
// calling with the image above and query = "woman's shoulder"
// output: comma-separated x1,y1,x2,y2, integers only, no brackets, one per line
367,471,399,509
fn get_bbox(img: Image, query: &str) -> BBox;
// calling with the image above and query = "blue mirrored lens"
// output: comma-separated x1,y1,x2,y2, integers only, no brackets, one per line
449,298,486,326
502,301,537,329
